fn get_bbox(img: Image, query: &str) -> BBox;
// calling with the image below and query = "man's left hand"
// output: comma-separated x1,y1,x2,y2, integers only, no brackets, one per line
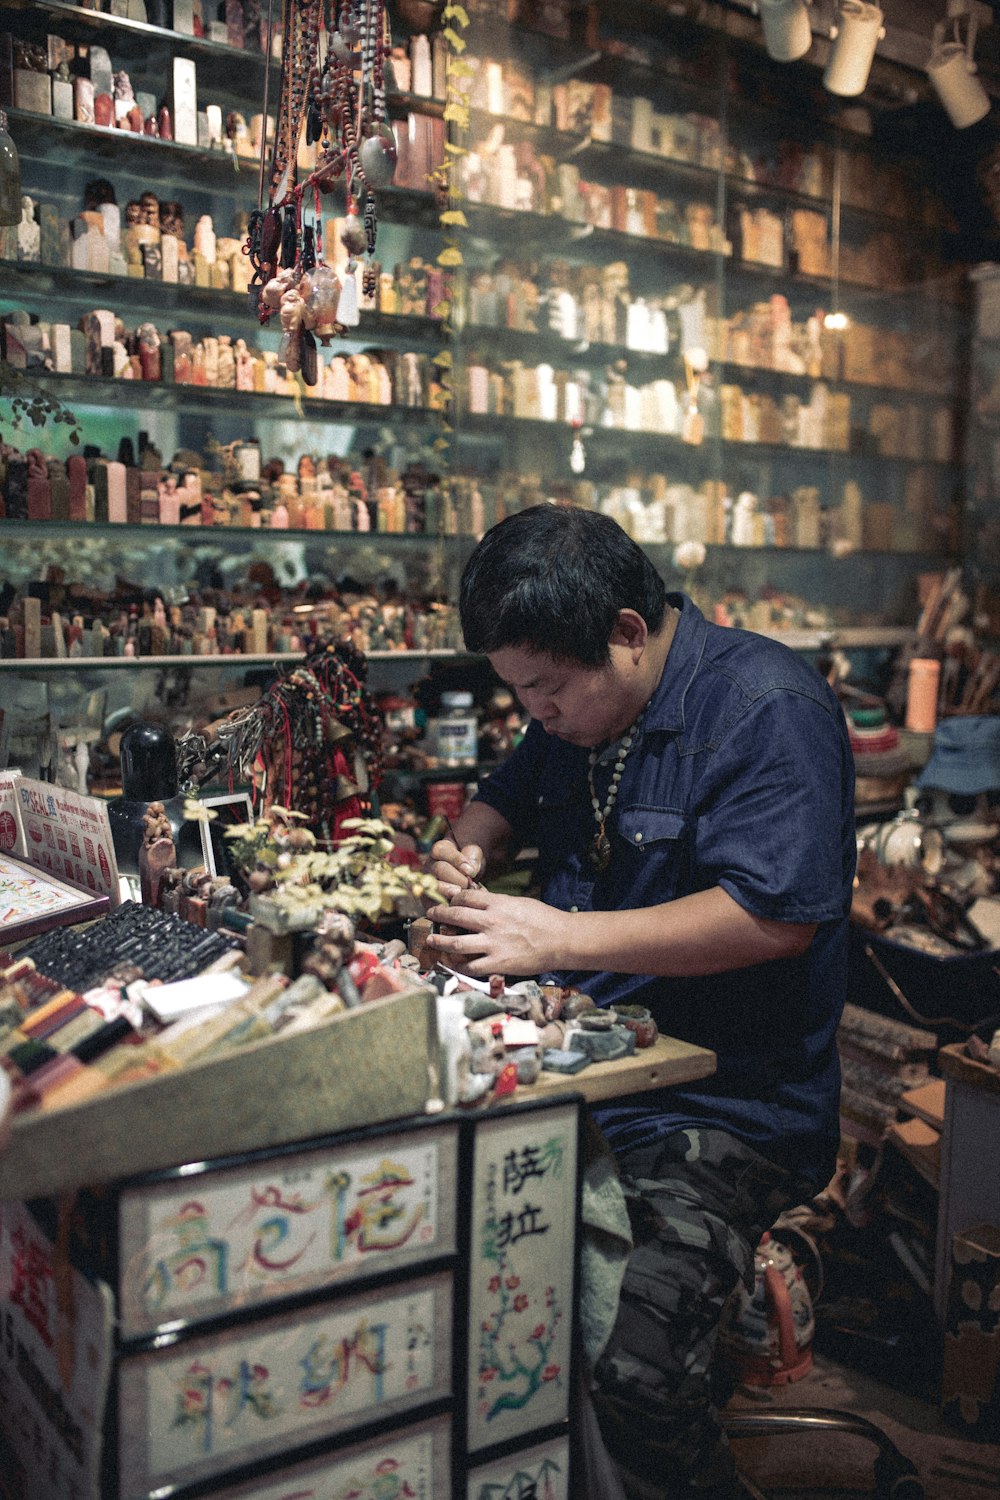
424,890,567,977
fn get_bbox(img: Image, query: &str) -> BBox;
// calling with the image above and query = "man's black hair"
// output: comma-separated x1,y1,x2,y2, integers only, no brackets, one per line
459,505,667,667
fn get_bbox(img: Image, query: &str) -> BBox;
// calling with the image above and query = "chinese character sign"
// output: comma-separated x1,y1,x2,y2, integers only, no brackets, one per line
467,1434,570,1500
466,1103,578,1454
199,1421,447,1500
0,1202,115,1500
119,1129,455,1335
119,1275,451,1495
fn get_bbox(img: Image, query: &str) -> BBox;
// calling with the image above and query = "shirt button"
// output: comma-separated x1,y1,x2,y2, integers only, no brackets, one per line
635,831,643,843
570,905,579,913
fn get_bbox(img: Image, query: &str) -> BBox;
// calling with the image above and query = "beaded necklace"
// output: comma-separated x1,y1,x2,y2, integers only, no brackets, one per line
245,0,394,357
587,713,643,873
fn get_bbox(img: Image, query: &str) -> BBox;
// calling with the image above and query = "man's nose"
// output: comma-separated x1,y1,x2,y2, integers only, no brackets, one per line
526,693,555,720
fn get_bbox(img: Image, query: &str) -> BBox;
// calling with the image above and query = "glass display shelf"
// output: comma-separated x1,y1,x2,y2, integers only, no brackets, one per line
0,648,470,672
6,111,442,226
0,631,913,671
457,411,956,468
6,370,442,423
463,106,955,245
0,260,445,346
7,105,280,177
0,519,478,546
454,324,955,405
470,0,948,176
460,201,955,310
0,0,268,89
12,375,954,464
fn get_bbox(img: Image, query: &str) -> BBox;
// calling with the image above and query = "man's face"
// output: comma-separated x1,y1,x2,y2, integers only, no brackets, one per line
488,643,635,748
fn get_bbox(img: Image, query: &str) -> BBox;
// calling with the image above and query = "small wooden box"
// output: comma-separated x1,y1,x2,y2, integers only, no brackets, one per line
0,985,438,1202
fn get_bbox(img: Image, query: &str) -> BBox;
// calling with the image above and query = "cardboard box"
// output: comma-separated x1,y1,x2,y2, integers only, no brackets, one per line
0,984,438,1201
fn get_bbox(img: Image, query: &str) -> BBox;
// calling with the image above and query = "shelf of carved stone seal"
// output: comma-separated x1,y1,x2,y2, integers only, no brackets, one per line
456,324,955,406
458,200,951,305
0,649,471,671
0,259,446,343
10,370,443,422
0,520,478,545
467,3,953,178
0,1,453,109
0,634,914,670
464,106,955,244
457,411,956,467
6,110,441,225
0,0,268,90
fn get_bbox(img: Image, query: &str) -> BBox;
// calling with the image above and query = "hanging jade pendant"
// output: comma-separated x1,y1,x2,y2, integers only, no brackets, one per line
589,828,612,872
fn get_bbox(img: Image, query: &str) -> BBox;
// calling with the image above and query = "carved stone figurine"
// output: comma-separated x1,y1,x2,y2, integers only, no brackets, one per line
138,799,176,908
17,196,40,263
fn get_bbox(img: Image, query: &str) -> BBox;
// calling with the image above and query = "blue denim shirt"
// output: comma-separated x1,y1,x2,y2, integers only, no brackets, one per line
475,595,856,1189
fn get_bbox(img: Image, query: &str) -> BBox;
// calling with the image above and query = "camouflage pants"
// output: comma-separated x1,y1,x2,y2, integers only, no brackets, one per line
591,1129,805,1496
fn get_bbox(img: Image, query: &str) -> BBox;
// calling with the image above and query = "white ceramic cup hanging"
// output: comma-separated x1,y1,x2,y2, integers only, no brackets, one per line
758,0,813,63
928,40,991,128
824,2,884,97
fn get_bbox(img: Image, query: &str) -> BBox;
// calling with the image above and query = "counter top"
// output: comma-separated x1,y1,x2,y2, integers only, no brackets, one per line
939,1040,1000,1097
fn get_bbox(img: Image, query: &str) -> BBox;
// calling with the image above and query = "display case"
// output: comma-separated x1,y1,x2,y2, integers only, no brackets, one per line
0,0,974,775
0,1093,582,1500
445,2,969,630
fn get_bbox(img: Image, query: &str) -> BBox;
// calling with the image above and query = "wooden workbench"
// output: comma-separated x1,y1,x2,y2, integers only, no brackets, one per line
526,1033,717,1104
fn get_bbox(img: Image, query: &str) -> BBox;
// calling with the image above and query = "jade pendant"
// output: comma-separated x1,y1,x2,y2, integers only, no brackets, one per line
589,830,612,872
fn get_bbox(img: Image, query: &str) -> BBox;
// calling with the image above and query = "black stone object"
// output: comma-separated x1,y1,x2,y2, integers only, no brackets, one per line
107,722,201,875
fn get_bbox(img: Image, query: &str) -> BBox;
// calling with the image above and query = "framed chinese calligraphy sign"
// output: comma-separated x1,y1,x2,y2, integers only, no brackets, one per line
466,1432,571,1500
199,1412,451,1500
117,1122,458,1337
465,1099,580,1456
117,1271,452,1497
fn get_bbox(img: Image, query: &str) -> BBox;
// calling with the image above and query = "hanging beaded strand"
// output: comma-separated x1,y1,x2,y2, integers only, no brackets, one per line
586,715,642,872
247,0,394,351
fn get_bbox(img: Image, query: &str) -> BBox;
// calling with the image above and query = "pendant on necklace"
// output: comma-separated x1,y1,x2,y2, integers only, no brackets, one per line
589,829,612,872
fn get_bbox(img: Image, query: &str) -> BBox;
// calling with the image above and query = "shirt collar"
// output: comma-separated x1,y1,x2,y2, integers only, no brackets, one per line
641,592,708,735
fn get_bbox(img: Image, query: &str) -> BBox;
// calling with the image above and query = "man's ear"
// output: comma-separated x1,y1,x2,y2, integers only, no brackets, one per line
609,608,648,657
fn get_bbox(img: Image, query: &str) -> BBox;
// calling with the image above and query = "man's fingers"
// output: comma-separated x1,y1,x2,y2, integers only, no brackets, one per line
425,931,487,960
429,896,490,928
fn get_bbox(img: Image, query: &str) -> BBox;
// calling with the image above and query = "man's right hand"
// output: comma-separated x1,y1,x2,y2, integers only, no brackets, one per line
429,838,485,901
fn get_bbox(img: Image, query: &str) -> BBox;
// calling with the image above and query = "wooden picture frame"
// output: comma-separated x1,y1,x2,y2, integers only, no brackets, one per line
198,792,255,880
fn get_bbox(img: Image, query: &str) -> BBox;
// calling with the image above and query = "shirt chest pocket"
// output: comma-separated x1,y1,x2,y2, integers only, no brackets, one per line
533,777,592,876
614,806,692,901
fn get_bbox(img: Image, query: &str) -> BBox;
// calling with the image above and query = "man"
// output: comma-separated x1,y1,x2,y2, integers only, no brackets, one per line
426,505,855,1500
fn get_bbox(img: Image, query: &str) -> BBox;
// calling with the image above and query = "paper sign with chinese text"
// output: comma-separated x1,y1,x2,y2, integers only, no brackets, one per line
119,1125,457,1336
0,1200,115,1500
466,1102,578,1454
201,1413,450,1500
467,1432,571,1500
118,1272,452,1497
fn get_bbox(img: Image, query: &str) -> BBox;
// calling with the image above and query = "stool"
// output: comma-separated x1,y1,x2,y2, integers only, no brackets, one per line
721,1406,924,1499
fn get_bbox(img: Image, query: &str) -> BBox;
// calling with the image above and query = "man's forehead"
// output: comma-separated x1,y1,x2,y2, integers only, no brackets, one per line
487,645,567,688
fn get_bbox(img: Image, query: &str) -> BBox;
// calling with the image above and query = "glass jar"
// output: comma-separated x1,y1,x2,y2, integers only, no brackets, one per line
433,691,478,768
